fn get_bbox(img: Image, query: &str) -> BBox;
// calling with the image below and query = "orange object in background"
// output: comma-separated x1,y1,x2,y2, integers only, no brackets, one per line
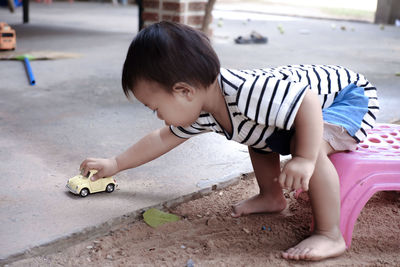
0,22,16,50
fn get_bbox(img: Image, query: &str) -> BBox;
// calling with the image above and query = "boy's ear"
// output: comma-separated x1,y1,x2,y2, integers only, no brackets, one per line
172,82,196,100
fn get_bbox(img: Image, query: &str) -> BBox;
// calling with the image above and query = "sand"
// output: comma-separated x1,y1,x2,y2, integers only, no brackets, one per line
10,174,400,266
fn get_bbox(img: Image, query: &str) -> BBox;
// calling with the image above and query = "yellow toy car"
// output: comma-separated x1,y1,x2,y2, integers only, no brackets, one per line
66,170,117,197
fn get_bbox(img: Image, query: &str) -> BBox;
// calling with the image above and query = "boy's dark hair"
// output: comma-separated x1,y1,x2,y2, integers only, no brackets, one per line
121,21,220,98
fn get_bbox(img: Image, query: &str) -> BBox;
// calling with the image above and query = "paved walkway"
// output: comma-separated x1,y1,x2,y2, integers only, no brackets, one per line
0,2,399,264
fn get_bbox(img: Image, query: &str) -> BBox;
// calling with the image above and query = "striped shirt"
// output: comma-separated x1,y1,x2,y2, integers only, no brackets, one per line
170,65,379,152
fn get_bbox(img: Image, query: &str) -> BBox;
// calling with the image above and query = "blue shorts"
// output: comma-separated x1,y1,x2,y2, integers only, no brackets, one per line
322,83,369,137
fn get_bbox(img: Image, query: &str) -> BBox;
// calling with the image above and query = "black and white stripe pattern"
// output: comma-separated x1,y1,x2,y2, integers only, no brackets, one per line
170,65,379,151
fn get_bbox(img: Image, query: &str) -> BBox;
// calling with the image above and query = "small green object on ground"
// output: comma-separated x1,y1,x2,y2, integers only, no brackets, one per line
143,208,180,228
277,24,284,34
15,54,36,61
395,72,400,77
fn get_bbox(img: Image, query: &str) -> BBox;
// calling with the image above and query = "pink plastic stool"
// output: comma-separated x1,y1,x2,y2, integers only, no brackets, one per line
329,123,400,247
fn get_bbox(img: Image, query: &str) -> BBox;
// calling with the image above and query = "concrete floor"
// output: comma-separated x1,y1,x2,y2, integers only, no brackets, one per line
0,1,399,264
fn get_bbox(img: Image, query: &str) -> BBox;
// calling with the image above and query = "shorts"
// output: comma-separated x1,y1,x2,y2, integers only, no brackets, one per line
252,128,294,156
251,122,358,155
323,122,358,151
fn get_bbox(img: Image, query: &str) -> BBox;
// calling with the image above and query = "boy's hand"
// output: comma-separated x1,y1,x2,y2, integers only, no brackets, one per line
278,156,315,191
80,157,119,181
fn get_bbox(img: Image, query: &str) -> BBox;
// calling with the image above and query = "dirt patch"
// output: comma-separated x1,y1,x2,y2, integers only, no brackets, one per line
10,174,400,266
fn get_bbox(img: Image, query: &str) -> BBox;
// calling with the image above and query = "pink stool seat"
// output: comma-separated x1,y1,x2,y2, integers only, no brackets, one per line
329,123,400,247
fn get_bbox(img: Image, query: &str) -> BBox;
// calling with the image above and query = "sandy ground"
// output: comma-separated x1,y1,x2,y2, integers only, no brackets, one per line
9,173,400,266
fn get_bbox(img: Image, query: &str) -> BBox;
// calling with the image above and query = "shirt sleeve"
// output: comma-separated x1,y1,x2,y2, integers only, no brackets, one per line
236,75,309,130
169,123,211,139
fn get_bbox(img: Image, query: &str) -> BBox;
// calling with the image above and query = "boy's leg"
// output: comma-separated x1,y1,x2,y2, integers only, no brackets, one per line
282,141,346,261
231,147,286,217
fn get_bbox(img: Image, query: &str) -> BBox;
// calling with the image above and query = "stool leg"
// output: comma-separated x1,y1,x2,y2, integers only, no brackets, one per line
340,173,400,247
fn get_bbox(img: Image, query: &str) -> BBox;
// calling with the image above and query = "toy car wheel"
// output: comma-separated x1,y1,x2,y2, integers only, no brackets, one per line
80,188,89,197
106,184,115,193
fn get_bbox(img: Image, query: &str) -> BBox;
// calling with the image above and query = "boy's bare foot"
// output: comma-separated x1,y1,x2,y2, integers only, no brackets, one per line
281,230,346,261
231,193,287,218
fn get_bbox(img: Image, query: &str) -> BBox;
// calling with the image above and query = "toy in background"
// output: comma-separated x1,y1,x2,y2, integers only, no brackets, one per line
0,22,16,50
0,0,22,12
22,55,35,85
1,50,81,86
0,22,36,85
66,170,118,197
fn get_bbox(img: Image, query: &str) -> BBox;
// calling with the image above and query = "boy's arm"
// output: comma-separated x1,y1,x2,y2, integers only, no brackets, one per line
80,126,187,180
278,90,323,191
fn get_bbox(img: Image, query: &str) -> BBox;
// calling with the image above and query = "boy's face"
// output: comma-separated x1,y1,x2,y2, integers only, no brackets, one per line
133,80,204,127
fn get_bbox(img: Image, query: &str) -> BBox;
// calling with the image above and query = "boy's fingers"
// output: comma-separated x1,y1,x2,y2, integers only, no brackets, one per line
81,162,101,178
284,175,294,189
80,166,89,177
301,179,309,191
293,178,302,190
90,171,99,181
80,158,93,169
79,161,88,173
80,159,92,175
79,158,98,172
91,169,104,181
86,161,102,171
278,172,286,188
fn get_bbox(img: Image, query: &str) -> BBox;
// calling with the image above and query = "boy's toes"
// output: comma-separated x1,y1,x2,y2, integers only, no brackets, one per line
230,205,243,218
292,248,304,260
282,233,346,261
281,248,296,259
290,248,302,260
282,247,312,260
230,211,241,218
299,247,312,260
